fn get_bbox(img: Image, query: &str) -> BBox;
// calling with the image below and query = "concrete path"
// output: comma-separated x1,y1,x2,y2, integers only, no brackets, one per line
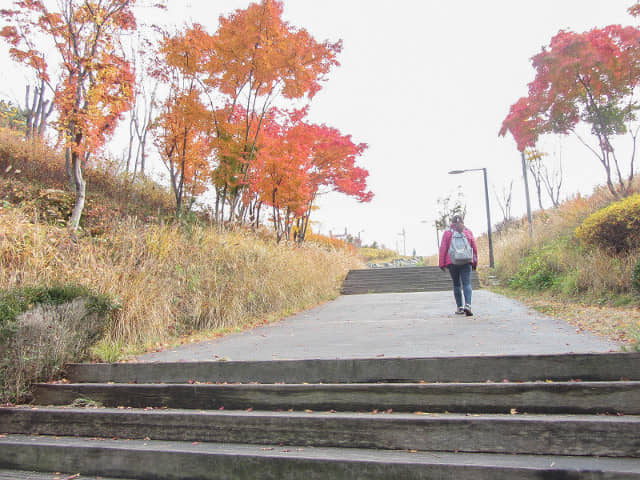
136,291,620,363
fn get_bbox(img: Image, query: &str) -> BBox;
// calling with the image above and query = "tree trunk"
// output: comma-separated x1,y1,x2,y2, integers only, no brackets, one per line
68,148,87,231
65,147,76,191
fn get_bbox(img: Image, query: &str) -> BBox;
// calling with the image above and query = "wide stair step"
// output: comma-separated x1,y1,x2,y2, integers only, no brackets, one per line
1,436,639,480
1,408,638,457
341,266,481,294
0,352,638,479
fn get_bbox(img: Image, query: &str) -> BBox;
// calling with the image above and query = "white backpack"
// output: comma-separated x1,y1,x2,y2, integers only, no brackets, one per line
449,230,473,265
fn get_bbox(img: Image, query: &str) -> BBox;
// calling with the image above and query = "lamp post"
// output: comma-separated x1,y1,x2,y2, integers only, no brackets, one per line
448,168,495,268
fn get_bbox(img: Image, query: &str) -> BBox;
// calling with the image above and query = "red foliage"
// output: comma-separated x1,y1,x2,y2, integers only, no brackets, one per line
501,26,640,151
500,24,640,197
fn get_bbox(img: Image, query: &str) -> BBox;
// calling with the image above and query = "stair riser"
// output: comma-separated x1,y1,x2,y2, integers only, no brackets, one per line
32,383,640,414
64,354,640,384
1,409,638,457
0,442,637,480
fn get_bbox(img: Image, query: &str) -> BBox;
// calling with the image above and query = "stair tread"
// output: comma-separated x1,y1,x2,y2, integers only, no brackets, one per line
1,434,639,473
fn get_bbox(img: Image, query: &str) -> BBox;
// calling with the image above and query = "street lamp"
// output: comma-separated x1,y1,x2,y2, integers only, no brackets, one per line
448,168,495,268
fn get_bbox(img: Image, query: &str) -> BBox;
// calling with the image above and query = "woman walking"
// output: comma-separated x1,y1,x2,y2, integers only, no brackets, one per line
438,215,478,316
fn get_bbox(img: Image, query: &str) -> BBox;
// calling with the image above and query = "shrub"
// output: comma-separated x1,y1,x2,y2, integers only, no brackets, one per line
0,285,119,403
509,248,559,290
507,236,580,291
575,193,640,253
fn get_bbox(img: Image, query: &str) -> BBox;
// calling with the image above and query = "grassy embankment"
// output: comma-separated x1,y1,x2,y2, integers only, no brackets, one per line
0,129,363,402
425,182,640,349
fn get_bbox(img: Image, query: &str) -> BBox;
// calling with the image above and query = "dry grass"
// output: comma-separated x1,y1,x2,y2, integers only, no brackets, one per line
0,207,362,357
0,128,175,227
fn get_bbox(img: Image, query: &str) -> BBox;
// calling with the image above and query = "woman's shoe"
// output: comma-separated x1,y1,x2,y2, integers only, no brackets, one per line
463,304,473,316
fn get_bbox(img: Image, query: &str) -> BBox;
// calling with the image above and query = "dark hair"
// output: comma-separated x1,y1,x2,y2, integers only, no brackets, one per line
451,215,463,224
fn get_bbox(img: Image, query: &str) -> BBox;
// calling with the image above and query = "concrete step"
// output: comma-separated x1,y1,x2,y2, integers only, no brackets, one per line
0,435,638,480
63,353,640,384
1,407,638,457
32,381,640,415
341,267,481,294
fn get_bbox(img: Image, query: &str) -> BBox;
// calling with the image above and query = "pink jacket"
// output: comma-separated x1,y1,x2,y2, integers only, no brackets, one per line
439,228,478,268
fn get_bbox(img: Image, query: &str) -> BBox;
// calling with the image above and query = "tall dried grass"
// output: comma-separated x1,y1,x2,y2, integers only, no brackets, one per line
0,207,362,354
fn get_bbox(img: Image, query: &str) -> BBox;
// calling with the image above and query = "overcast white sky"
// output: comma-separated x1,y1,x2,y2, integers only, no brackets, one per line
1,1,637,255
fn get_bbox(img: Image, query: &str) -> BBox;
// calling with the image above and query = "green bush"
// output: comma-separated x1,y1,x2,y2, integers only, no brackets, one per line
575,193,640,253
509,248,560,290
506,236,582,292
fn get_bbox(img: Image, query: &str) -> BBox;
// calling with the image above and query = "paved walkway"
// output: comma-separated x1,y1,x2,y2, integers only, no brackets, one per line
136,291,620,363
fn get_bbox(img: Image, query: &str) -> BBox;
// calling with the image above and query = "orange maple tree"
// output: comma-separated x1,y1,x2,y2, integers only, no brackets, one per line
203,0,343,222
148,1,372,235
151,25,214,214
1,0,141,229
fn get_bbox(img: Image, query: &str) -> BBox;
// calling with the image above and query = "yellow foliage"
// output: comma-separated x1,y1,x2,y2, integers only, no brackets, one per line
575,193,640,253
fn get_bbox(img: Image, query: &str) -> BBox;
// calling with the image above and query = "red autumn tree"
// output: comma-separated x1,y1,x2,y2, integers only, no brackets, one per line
249,109,372,242
1,0,139,229
500,25,640,199
203,0,342,222
248,109,313,240
296,122,372,242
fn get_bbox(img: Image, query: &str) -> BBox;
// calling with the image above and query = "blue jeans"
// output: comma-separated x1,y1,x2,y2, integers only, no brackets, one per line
448,263,472,307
